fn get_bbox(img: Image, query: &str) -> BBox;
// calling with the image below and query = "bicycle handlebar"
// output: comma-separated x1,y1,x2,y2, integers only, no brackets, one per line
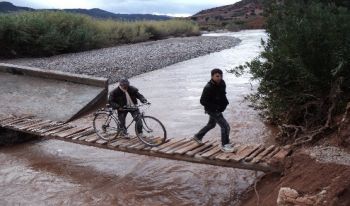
123,102,151,109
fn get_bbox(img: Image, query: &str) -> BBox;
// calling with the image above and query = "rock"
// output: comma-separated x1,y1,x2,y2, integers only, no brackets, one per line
277,187,326,206
277,187,300,206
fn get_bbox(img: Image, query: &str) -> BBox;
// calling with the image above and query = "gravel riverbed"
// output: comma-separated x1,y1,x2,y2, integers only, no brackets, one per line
2,36,241,83
307,145,350,166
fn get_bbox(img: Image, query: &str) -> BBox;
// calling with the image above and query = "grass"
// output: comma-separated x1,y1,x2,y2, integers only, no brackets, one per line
0,11,200,57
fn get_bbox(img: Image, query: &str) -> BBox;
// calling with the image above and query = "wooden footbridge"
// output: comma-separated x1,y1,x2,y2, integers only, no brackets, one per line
0,64,292,173
0,114,292,173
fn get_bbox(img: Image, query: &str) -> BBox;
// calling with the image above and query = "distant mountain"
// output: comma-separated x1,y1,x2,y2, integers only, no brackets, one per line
60,8,171,21
0,1,171,21
190,0,265,31
0,1,33,12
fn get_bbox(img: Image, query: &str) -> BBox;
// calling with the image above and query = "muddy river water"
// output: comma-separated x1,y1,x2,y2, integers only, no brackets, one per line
0,30,274,205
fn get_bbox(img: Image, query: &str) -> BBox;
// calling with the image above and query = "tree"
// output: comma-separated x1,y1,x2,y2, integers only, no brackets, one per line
230,0,350,145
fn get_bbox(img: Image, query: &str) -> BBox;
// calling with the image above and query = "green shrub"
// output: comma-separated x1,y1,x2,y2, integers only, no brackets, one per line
230,0,350,143
0,11,200,57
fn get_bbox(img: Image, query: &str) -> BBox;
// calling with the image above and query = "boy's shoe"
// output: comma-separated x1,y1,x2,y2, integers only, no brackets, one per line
137,133,147,139
119,133,131,139
221,144,238,153
191,135,203,144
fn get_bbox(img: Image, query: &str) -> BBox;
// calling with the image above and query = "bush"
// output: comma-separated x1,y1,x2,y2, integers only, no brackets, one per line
0,11,200,57
230,0,350,144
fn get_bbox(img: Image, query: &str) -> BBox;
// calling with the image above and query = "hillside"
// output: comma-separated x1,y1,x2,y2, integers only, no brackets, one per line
0,1,33,12
0,1,171,21
190,0,265,31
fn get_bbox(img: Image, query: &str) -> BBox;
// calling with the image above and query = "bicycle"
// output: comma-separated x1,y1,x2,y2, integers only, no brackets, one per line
93,103,167,147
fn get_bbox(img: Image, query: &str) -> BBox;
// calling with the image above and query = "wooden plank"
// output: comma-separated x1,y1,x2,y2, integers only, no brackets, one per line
0,115,32,125
0,115,14,122
95,139,108,145
32,123,60,133
174,140,209,155
230,145,261,162
261,147,280,162
69,129,95,140
133,143,150,150
164,140,195,155
78,133,95,141
151,138,183,152
252,145,276,163
158,139,190,153
51,126,78,137
125,138,142,146
196,141,220,158
1,115,34,126
24,120,53,131
11,118,41,129
200,145,222,159
34,123,64,133
186,141,215,157
108,138,134,148
269,147,291,162
0,116,18,125
2,118,30,127
142,141,164,151
194,147,217,159
244,146,265,162
55,126,91,138
225,145,250,162
119,138,140,149
16,119,45,130
85,134,100,143
215,145,246,161
127,141,145,150
44,125,73,136
108,139,126,148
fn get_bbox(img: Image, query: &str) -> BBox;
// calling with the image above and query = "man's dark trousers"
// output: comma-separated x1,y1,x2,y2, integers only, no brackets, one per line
195,111,230,146
118,110,142,134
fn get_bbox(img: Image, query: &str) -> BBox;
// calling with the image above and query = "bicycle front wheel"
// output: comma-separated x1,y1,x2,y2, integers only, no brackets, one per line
135,116,166,147
135,116,167,147
93,111,120,141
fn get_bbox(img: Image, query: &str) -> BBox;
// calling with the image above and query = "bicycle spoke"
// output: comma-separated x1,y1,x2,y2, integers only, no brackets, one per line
93,112,119,141
136,116,166,147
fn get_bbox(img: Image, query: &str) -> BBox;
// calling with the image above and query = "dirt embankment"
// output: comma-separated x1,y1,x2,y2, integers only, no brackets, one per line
239,106,350,206
240,144,350,206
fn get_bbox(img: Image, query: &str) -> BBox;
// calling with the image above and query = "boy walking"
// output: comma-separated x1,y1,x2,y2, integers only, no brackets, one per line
192,68,236,153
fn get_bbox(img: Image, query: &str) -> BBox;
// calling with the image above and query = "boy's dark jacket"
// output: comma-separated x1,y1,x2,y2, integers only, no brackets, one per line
200,80,229,113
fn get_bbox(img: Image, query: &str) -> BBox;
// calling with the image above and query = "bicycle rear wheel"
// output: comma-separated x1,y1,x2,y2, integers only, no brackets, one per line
93,111,120,141
135,116,167,147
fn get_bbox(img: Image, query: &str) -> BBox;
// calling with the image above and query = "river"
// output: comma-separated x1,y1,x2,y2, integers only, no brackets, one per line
0,30,273,206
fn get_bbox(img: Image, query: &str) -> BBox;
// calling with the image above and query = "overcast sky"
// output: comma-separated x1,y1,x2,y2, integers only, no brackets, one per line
6,0,240,17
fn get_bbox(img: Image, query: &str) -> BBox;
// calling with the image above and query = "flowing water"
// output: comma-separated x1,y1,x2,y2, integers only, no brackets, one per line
0,30,274,206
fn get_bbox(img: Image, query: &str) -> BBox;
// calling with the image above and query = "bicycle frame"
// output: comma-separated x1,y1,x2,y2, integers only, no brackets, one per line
123,110,143,131
117,109,153,133
98,103,152,134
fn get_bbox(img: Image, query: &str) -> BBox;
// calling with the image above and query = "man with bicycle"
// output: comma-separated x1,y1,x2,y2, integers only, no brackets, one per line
109,78,148,138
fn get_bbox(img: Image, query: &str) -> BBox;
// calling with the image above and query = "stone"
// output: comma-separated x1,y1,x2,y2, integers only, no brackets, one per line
277,187,326,206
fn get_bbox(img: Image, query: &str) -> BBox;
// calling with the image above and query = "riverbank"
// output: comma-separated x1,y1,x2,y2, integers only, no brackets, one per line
239,136,350,206
240,152,350,206
2,36,241,83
